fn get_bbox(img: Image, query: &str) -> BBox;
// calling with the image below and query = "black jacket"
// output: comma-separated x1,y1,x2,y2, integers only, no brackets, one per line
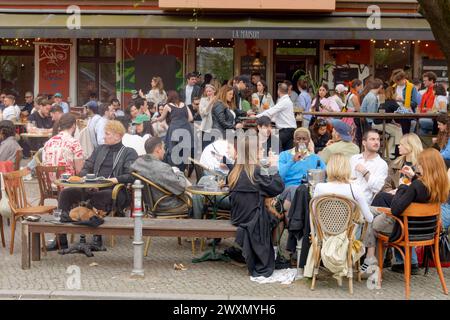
80,142,138,184
230,166,285,277
373,99,400,125
179,85,201,105
389,178,431,241
286,184,311,268
211,101,237,136
312,132,331,154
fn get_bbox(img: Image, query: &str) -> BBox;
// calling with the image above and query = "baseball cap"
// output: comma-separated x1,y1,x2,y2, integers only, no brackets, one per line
54,93,62,98
335,84,348,94
332,119,352,142
132,114,150,125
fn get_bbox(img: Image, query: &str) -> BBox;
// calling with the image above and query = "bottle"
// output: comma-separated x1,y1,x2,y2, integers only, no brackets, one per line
316,159,321,169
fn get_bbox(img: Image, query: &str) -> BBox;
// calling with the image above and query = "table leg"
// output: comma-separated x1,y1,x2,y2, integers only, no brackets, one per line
192,195,230,263
21,223,30,270
31,232,41,262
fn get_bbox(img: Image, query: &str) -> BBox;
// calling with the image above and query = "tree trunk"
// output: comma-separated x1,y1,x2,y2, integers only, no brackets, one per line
417,0,450,75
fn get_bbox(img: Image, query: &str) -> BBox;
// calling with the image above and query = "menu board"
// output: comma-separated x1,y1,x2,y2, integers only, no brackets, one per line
240,55,266,79
422,59,448,82
333,68,359,86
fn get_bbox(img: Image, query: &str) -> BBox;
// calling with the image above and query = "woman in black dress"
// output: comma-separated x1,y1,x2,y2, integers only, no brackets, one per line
152,90,193,171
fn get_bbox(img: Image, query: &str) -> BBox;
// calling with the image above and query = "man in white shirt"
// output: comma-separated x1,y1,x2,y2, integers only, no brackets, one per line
52,93,70,113
94,103,116,146
350,129,388,205
200,138,234,175
255,82,297,151
2,95,21,121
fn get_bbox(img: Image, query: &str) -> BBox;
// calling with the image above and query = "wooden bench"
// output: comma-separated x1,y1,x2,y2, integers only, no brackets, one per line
21,216,237,269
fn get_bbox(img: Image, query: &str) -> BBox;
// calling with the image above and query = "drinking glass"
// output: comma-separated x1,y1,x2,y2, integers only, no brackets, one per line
53,209,62,221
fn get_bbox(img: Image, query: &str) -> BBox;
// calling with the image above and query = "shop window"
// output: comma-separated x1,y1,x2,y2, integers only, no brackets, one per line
196,39,234,86
77,39,116,105
375,40,412,82
0,39,34,105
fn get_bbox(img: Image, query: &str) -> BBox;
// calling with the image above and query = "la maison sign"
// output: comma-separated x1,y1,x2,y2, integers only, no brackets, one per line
232,30,260,39
159,0,335,11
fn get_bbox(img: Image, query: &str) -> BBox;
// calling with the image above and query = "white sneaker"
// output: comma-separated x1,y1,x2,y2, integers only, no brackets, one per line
360,256,378,273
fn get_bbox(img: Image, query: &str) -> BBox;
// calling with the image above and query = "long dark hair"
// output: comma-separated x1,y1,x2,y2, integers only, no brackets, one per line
312,83,329,111
436,113,450,150
138,121,155,138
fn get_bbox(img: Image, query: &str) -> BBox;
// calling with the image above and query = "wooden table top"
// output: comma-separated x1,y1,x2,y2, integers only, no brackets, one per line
23,216,237,233
186,185,230,196
54,179,114,189
20,132,52,138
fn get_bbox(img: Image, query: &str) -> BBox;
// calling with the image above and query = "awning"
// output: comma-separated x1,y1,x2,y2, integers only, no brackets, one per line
0,13,434,40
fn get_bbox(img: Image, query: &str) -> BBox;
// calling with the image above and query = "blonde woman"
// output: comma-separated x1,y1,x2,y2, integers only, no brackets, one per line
199,84,217,148
139,76,167,106
313,153,373,223
382,133,423,193
228,137,284,276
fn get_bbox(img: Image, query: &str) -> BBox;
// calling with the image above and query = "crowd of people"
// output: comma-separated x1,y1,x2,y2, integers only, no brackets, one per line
1,67,450,281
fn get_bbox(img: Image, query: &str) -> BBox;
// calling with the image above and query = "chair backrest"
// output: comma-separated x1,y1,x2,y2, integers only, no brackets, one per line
188,157,205,183
402,203,441,242
35,165,65,201
3,169,30,211
14,149,22,171
310,194,361,239
132,172,192,214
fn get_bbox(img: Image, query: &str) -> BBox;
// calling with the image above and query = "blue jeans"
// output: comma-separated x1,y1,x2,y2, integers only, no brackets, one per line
441,202,450,230
393,247,418,265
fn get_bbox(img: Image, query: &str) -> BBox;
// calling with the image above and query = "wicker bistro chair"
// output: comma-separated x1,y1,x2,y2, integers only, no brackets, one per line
375,203,448,299
131,172,195,256
14,149,22,171
309,194,364,294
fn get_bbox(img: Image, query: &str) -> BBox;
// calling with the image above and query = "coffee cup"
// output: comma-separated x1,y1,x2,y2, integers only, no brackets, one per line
86,174,96,180
61,173,70,180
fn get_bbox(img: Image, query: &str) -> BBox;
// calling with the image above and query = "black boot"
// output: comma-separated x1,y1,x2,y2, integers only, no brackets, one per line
91,235,106,251
46,234,68,251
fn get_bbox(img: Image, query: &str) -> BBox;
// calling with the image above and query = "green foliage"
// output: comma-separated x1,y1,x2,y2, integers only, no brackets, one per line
293,63,333,96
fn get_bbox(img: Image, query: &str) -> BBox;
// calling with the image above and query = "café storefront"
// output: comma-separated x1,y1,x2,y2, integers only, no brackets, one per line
0,0,446,106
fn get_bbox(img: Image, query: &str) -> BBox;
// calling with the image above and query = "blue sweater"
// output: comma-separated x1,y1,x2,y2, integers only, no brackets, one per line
441,141,450,160
278,150,326,187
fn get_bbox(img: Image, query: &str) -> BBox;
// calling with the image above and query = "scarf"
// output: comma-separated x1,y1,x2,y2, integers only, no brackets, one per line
393,80,414,109
419,86,435,113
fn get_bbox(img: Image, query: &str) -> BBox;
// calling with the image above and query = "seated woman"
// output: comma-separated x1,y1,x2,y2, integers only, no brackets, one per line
311,118,331,154
363,148,449,274
432,113,450,168
278,127,325,212
0,120,22,164
381,133,423,193
228,137,285,277
313,153,373,223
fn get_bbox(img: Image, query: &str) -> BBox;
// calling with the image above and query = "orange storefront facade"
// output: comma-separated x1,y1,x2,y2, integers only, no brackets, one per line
0,0,446,106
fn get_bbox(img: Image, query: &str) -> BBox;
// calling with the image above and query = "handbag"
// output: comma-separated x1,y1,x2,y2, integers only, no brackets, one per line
419,228,450,273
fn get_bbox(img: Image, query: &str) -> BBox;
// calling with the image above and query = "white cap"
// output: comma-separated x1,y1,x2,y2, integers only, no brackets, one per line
335,84,348,93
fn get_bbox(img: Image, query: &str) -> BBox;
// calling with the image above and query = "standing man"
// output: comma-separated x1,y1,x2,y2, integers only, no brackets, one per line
53,93,70,114
233,75,250,112
417,71,437,135
296,79,312,128
283,80,299,108
179,72,201,108
255,82,297,151
22,92,34,116
94,103,116,147
350,130,388,205
111,98,124,117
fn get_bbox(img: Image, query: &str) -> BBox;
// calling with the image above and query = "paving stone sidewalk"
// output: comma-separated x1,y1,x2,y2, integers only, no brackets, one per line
0,179,449,300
